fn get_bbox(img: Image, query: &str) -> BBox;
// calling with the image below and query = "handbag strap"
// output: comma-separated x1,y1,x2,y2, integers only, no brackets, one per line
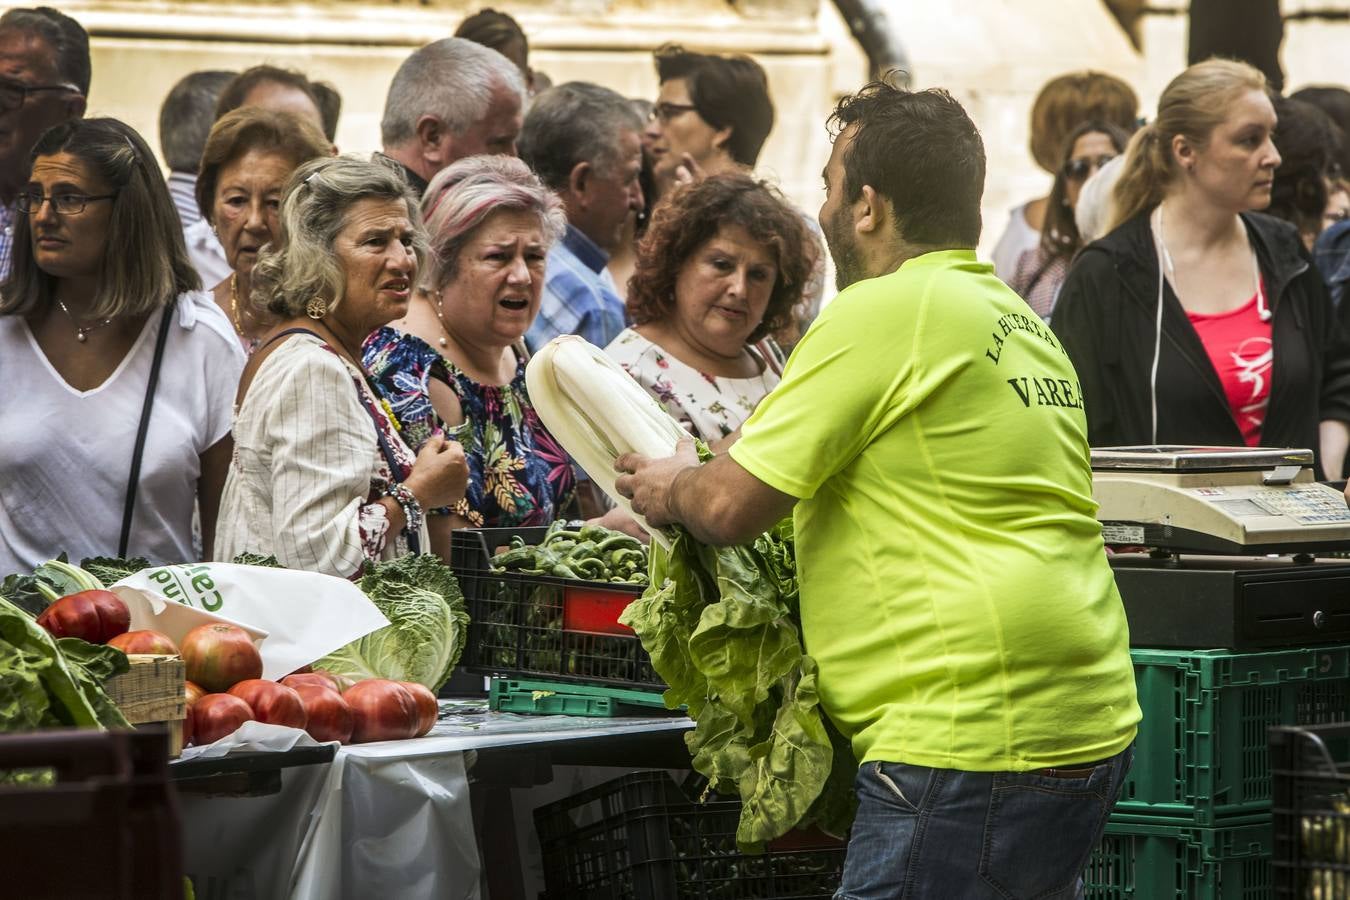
118,298,177,557
257,326,421,553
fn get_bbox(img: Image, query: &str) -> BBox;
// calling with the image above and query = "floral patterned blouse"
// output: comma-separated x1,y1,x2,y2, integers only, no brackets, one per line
603,328,783,442
363,326,576,528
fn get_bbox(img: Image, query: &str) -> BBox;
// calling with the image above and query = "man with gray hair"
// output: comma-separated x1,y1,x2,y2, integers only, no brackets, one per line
159,69,235,225
0,6,89,279
377,36,525,196
159,69,236,289
518,81,644,351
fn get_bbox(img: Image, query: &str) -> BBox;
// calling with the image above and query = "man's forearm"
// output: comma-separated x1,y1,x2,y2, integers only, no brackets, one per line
667,455,787,547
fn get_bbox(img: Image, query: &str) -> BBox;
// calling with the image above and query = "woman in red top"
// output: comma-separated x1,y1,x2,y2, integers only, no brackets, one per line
1054,59,1350,478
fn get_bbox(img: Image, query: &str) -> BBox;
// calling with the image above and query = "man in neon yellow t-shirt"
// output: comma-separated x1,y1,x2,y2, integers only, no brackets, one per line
615,82,1140,899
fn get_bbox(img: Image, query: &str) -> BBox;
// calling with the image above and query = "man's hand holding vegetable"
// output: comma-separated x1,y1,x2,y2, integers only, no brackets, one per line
614,438,794,547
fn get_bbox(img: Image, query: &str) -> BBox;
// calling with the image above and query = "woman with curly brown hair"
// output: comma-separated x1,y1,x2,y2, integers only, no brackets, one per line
605,173,808,444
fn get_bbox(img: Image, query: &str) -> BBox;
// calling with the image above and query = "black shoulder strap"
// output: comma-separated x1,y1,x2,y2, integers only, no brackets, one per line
118,298,177,558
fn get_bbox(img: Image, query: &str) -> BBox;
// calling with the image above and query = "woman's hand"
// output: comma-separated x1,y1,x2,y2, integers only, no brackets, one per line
405,435,469,510
586,506,650,543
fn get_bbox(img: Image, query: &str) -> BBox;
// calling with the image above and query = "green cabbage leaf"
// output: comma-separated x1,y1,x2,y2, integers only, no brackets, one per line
316,554,469,692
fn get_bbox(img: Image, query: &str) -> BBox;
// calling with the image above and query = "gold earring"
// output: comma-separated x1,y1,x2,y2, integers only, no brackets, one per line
306,296,327,319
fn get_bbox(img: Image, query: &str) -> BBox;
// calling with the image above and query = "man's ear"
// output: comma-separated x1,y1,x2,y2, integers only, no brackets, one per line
568,160,592,205
65,94,86,119
711,124,734,157
415,114,448,165
855,184,886,236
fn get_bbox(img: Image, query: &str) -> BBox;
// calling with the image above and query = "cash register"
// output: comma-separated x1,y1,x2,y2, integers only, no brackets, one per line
1092,446,1350,649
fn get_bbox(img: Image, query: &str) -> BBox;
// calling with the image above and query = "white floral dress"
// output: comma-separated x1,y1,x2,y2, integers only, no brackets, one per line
604,328,782,442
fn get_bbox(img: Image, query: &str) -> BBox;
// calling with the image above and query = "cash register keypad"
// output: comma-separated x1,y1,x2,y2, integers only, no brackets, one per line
1250,487,1350,524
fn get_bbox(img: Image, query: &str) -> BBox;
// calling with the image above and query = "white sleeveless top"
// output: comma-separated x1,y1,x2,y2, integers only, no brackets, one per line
0,292,244,572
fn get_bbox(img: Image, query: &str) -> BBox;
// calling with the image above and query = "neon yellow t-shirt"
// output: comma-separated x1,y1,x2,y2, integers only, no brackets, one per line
730,249,1140,771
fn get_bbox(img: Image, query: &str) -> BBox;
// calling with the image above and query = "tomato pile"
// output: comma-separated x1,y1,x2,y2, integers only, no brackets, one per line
180,622,437,747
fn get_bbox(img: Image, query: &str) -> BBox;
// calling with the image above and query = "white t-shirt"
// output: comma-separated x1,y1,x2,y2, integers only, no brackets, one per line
0,292,245,572
991,202,1041,281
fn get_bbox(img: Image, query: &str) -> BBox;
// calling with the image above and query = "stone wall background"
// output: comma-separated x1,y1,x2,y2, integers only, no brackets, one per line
6,0,1348,262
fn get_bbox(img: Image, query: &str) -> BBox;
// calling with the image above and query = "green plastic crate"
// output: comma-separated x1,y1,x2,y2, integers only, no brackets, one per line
489,678,672,717
1116,646,1350,825
1084,818,1272,899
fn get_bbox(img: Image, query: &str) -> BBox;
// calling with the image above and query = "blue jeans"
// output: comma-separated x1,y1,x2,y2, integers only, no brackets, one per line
835,745,1134,900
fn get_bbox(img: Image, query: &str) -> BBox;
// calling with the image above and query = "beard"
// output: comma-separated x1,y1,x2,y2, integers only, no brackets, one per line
822,204,866,290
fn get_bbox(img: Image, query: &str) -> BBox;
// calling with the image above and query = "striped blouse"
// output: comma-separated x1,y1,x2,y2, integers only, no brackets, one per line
214,333,429,578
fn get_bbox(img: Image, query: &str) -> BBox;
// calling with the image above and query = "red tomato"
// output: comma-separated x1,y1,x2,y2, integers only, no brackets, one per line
108,629,179,655
227,679,307,730
291,683,354,744
399,682,438,737
316,669,355,693
281,672,349,693
181,624,262,693
182,682,202,746
191,693,254,745
344,679,419,743
36,590,130,644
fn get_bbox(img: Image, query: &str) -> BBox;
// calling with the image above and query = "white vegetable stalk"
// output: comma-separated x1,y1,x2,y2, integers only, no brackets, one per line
526,336,688,548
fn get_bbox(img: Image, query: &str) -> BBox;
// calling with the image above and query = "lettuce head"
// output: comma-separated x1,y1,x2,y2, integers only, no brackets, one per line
316,554,469,692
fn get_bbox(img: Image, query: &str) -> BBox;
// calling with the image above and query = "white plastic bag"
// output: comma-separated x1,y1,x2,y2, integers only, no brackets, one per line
112,563,388,680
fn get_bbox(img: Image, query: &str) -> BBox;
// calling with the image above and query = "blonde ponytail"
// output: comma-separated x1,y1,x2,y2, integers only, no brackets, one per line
1109,125,1169,231
1106,58,1268,232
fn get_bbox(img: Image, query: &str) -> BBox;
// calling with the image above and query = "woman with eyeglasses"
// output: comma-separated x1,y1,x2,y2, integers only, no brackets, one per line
1054,60,1350,481
0,117,245,572
1008,120,1128,320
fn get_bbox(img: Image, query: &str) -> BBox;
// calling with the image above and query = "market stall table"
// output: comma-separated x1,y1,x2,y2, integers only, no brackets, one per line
176,699,692,900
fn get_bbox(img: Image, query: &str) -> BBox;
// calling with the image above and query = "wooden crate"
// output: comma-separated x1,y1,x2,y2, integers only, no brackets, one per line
105,654,185,757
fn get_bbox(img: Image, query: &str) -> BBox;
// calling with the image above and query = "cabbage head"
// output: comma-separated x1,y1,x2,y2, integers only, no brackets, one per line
316,554,469,692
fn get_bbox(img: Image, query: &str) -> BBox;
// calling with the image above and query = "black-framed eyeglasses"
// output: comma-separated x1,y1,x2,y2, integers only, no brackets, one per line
0,77,81,114
16,191,117,214
1063,154,1118,182
649,102,698,124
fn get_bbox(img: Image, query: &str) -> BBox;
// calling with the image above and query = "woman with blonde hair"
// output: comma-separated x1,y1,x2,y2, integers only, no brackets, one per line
1054,59,1350,479
215,156,467,576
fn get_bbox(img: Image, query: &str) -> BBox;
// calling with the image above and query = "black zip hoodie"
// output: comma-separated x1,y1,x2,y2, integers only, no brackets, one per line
1051,210,1350,474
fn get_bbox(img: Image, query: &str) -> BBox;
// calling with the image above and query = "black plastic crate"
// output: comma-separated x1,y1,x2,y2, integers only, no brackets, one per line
1270,722,1350,896
535,770,844,900
451,527,661,691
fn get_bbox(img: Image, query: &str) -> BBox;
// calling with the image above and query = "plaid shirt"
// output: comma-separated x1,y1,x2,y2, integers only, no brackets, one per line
0,201,14,282
525,224,626,353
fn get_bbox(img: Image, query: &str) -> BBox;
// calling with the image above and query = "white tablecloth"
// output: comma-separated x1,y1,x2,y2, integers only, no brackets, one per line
178,702,691,900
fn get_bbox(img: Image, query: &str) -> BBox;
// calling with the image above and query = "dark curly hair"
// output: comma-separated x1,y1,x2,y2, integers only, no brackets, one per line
628,173,810,344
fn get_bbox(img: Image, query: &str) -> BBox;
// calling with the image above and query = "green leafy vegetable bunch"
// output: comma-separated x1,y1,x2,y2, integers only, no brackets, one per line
619,518,856,853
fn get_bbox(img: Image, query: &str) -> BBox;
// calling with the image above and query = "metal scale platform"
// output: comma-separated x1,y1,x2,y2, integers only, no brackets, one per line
1093,446,1350,649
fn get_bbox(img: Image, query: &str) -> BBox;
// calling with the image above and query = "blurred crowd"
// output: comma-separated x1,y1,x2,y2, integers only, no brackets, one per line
1,5,1348,578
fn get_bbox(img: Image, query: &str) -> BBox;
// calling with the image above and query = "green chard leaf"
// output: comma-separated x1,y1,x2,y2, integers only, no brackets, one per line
627,499,856,852
0,597,126,730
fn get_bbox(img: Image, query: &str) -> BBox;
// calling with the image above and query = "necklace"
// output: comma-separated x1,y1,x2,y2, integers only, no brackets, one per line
56,297,113,342
229,273,245,335
422,287,451,348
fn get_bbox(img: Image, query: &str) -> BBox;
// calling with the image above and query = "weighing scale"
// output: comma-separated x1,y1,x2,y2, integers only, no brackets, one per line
1092,446,1350,649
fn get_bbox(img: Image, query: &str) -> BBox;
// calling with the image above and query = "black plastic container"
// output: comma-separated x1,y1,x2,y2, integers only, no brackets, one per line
534,770,844,900
1270,721,1350,896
